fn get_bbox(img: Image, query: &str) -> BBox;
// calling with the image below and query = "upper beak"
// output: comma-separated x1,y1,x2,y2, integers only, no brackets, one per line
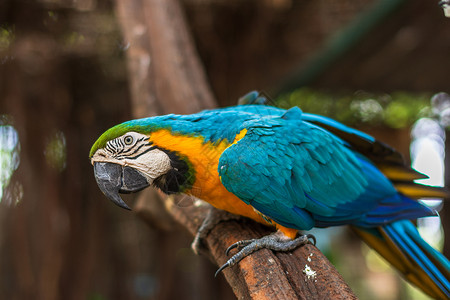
93,162,150,210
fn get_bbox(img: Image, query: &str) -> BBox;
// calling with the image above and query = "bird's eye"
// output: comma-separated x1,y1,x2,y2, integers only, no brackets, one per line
124,135,134,145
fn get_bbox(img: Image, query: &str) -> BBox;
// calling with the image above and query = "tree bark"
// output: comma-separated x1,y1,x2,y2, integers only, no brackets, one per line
115,0,357,298
166,197,357,299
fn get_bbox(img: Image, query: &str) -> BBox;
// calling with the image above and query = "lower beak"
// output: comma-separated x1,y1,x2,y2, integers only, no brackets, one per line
93,162,150,210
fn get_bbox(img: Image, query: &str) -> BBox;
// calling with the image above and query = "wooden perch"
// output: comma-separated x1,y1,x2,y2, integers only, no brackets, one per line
115,0,357,298
165,197,357,299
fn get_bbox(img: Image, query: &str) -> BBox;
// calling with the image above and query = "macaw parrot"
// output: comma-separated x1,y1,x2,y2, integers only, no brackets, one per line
90,91,450,299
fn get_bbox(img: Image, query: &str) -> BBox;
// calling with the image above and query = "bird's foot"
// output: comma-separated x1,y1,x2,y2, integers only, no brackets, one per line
215,231,316,277
191,207,241,255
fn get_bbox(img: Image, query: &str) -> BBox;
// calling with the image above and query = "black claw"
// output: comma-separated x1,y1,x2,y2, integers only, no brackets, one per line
215,262,230,277
225,239,254,256
225,243,239,256
307,234,316,246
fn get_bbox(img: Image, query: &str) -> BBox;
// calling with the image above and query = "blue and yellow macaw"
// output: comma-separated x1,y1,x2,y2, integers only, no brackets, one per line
90,91,450,299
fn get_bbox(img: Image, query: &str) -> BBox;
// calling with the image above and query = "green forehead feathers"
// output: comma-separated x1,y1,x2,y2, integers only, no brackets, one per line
89,123,152,158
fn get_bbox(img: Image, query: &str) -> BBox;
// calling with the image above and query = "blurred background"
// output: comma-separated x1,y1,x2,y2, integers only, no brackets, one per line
0,0,449,299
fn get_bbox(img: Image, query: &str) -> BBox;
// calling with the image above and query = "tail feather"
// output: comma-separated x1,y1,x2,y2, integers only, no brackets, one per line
383,221,450,296
377,164,428,181
353,220,450,299
378,163,449,200
393,183,449,199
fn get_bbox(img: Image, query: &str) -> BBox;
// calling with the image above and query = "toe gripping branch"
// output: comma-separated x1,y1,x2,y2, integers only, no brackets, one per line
215,233,316,277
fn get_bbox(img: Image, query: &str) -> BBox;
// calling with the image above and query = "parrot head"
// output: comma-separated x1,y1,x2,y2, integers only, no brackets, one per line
89,121,193,210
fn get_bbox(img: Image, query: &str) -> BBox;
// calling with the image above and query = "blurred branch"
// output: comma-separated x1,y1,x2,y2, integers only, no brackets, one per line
114,0,356,298
115,0,215,117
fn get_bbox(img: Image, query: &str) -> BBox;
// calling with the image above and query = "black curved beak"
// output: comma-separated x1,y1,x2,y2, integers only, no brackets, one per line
93,162,150,210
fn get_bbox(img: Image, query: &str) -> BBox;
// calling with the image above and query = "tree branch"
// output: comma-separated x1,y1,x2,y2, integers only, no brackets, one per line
164,197,357,299
115,0,357,298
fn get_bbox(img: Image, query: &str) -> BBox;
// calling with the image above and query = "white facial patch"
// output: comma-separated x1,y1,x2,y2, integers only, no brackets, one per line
123,148,172,183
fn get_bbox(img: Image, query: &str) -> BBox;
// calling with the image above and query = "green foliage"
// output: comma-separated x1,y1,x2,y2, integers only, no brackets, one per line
0,25,14,52
276,88,431,128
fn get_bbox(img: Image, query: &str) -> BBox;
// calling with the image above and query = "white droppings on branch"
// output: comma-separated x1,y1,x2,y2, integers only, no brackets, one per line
303,264,317,280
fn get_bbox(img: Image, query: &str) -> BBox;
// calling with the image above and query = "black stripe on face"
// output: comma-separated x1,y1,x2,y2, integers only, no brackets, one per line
106,139,125,155
121,137,145,154
121,139,150,156
123,145,157,160
106,143,115,153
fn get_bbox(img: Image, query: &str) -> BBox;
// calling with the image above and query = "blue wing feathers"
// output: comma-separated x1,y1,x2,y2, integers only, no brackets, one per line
220,116,377,228
281,106,303,120
216,105,436,230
